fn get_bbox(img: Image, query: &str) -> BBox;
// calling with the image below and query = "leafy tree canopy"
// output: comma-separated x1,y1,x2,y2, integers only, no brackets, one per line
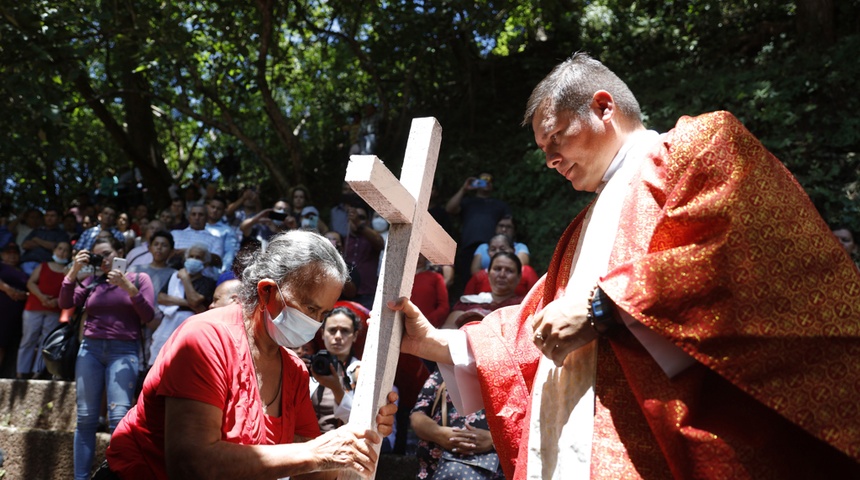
2,0,858,272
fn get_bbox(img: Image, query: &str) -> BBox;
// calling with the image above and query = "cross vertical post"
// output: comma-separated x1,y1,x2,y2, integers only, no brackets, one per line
338,117,455,480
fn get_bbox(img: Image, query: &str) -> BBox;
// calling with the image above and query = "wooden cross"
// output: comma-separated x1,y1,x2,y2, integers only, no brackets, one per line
339,117,455,480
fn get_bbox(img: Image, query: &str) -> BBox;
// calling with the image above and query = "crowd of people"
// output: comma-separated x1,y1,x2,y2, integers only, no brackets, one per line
0,169,542,479
2,54,860,479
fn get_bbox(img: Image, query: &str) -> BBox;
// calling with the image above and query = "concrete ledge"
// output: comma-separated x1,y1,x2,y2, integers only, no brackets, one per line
0,379,418,479
0,379,77,431
0,425,415,480
0,426,109,480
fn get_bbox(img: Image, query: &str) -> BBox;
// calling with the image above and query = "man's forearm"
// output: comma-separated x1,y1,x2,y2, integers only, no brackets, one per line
445,188,466,214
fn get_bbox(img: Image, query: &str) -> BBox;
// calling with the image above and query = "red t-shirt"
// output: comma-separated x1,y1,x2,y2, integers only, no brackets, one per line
107,303,320,479
23,262,65,312
410,270,450,328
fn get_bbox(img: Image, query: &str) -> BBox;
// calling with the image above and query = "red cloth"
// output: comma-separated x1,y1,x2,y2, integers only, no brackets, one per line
462,265,538,297
107,304,320,479
465,112,860,479
450,295,525,327
23,262,65,312
410,269,450,328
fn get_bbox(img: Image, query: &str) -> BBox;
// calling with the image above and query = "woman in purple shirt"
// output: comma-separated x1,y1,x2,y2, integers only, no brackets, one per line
59,236,155,480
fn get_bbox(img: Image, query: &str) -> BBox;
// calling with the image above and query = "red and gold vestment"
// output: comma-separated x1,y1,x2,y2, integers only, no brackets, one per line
465,112,860,479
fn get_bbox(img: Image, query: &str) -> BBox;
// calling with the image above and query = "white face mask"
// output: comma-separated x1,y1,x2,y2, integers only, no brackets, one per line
264,285,321,348
301,215,318,229
184,258,205,275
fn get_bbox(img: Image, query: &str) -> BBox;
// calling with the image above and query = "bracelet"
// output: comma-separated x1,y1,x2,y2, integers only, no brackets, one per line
587,286,621,336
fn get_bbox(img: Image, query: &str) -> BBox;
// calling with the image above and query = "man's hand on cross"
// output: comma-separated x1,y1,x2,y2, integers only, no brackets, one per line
388,297,453,365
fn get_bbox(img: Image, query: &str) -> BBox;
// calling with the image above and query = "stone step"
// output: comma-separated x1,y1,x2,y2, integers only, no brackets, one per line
0,378,418,479
0,424,416,480
0,425,110,480
0,379,77,432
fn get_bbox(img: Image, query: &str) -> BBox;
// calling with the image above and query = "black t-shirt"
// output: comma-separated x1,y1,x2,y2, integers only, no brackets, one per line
458,196,511,247
160,274,216,312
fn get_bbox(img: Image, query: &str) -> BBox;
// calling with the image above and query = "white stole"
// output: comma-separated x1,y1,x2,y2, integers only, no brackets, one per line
525,131,658,479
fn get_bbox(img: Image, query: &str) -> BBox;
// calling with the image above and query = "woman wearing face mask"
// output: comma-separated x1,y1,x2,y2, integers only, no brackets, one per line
17,241,73,379
58,236,156,480
104,230,397,479
289,185,329,234
300,206,323,233
149,244,216,365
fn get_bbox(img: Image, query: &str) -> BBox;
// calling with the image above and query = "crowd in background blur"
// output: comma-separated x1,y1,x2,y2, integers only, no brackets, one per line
1,168,857,479
0,170,531,462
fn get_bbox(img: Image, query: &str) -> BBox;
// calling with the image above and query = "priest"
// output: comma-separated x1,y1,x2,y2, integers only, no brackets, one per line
393,52,860,479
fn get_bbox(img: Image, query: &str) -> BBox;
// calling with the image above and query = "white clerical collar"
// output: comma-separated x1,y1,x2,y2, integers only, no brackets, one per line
597,129,660,193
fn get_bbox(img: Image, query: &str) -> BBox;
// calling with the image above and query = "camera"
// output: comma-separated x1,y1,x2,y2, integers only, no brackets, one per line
88,252,104,267
471,179,488,189
269,210,288,222
311,350,338,376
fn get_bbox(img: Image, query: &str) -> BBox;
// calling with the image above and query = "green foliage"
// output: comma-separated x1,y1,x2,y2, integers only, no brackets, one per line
630,33,860,230
2,0,859,264
494,149,593,274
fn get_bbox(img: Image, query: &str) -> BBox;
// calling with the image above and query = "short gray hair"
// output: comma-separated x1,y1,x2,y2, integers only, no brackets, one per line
523,52,642,128
238,230,348,318
185,243,211,264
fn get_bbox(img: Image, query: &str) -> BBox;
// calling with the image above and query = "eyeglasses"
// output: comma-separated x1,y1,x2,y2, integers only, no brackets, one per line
356,214,367,220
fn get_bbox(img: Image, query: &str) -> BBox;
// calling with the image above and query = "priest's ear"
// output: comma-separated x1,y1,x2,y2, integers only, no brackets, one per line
591,90,616,122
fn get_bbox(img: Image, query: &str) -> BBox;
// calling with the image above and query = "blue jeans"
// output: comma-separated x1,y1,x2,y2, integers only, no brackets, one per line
17,310,61,375
74,338,139,480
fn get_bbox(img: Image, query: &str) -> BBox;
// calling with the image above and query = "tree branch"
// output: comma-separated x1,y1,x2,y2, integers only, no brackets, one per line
255,0,302,189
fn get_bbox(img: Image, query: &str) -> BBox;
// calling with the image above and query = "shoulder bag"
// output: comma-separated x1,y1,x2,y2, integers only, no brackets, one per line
41,280,97,380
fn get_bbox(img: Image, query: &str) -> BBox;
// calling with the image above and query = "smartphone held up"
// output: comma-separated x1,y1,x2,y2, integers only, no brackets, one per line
112,257,127,274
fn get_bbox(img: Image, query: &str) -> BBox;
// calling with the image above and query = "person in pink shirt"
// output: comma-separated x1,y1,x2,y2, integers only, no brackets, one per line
59,236,156,480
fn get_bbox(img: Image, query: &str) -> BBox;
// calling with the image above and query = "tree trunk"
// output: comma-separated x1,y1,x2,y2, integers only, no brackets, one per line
796,0,835,45
120,68,174,209
256,0,301,192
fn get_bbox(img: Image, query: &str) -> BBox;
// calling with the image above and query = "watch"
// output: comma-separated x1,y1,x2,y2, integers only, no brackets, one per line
588,286,621,336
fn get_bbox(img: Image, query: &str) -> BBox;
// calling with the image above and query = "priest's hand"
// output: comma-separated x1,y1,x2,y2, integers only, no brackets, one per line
530,294,598,367
390,297,453,365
